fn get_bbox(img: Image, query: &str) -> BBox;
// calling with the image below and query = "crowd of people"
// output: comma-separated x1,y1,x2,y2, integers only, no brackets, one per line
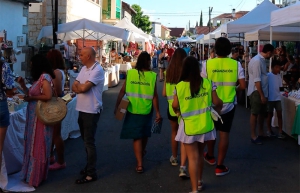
0,36,299,192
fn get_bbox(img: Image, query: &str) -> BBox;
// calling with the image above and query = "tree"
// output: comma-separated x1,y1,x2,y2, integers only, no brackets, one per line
200,10,203,26
131,4,152,34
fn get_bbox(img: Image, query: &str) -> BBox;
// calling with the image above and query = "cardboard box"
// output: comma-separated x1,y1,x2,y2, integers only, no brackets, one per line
115,99,129,120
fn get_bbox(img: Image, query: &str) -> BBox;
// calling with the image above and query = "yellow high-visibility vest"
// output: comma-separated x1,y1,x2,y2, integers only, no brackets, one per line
206,58,238,103
126,69,157,114
175,78,214,136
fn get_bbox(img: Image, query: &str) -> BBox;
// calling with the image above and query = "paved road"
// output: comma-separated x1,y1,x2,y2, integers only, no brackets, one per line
36,74,299,193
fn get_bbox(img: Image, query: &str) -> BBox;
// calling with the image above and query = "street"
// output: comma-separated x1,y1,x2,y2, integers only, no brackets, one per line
36,75,299,193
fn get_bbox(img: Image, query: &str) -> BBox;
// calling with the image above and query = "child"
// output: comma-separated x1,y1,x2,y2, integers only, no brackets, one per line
267,60,285,139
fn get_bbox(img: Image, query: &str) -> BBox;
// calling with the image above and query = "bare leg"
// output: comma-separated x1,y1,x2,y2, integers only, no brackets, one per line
0,127,8,172
170,120,179,158
183,142,199,192
258,114,265,136
180,142,188,166
52,124,65,164
197,142,205,182
206,140,216,157
217,131,229,166
133,139,143,167
159,68,163,80
267,112,273,133
277,110,283,133
250,114,258,139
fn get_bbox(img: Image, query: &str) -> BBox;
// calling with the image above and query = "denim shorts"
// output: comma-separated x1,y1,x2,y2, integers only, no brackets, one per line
0,99,10,127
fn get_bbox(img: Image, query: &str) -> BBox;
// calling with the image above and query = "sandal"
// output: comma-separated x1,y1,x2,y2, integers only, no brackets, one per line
198,180,204,191
136,166,144,173
75,174,97,184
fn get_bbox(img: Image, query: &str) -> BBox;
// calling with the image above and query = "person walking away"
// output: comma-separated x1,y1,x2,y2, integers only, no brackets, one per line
266,60,285,139
151,47,158,69
64,40,76,70
46,49,67,170
162,48,188,178
248,44,275,144
114,52,162,173
173,56,223,192
18,54,55,187
201,37,246,176
0,54,14,173
158,48,169,82
72,47,104,184
166,44,174,62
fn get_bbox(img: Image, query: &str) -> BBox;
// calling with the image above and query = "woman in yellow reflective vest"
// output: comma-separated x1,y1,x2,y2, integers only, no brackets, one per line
172,56,223,192
162,48,188,178
114,52,162,173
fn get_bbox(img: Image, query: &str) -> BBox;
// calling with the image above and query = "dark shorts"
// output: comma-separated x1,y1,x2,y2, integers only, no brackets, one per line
267,101,282,112
167,107,178,121
214,107,235,133
0,99,10,127
249,91,267,115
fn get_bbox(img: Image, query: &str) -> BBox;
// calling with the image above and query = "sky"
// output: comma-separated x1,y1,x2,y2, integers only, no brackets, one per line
123,0,278,28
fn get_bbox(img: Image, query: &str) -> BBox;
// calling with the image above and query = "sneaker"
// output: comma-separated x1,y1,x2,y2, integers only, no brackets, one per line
179,167,188,178
277,133,286,139
251,137,263,145
266,131,276,137
49,162,66,171
215,165,230,176
198,180,204,191
170,156,178,166
203,152,216,165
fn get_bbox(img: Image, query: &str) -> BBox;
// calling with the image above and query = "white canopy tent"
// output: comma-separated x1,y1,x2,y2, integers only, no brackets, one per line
176,36,196,43
226,0,279,34
245,25,300,41
270,1,300,28
37,18,130,43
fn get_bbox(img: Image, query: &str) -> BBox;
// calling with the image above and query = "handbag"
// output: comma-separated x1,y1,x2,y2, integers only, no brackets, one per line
35,83,67,126
151,118,163,134
159,60,164,65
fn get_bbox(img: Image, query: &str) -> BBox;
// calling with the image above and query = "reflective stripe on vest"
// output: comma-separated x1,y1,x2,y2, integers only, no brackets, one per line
126,69,157,115
206,58,238,103
181,107,211,118
166,82,176,116
176,78,214,136
167,96,173,100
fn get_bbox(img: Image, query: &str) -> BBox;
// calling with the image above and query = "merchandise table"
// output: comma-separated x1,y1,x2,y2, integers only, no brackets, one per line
119,63,132,72
0,97,80,192
272,96,300,139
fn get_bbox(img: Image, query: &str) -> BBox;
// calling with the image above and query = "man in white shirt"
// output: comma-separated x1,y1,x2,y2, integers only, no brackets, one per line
72,47,104,184
64,40,76,69
247,44,274,145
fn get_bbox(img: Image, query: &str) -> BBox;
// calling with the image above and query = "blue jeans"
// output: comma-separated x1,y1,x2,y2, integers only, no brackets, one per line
152,58,157,69
78,111,101,176
0,99,10,127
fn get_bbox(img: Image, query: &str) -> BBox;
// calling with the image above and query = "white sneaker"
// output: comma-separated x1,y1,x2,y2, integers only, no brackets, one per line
170,155,178,166
179,167,188,178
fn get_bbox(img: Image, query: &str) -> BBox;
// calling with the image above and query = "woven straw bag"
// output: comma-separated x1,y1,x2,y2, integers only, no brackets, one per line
36,96,67,126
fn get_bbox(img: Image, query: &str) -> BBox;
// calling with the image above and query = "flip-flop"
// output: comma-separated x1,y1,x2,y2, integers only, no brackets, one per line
75,175,97,184
136,166,144,173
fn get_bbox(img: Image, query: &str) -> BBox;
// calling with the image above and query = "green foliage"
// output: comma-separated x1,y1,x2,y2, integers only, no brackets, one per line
285,42,296,56
131,4,152,34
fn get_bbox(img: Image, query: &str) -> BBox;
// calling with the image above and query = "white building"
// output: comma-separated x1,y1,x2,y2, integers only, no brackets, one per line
151,22,161,38
0,0,42,77
282,0,300,6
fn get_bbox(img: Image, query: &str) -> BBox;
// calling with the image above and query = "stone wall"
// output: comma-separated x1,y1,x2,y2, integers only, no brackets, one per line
28,0,67,46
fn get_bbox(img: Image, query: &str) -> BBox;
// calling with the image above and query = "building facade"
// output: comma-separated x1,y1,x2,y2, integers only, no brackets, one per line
102,0,121,25
282,0,300,6
28,0,102,45
151,22,161,38
212,11,248,27
161,25,171,40
121,1,136,22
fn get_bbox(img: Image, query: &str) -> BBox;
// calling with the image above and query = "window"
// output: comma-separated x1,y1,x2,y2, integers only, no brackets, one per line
116,0,121,19
87,0,101,5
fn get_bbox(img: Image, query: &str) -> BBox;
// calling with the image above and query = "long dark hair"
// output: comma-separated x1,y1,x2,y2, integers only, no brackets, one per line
166,48,187,84
46,49,66,70
180,56,203,97
31,54,56,81
135,51,151,78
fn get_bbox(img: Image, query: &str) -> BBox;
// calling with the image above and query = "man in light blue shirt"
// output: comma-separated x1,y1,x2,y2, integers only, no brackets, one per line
247,44,274,145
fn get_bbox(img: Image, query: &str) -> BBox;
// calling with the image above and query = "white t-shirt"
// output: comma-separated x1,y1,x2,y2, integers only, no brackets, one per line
58,69,65,92
75,62,104,114
267,72,283,101
201,60,245,115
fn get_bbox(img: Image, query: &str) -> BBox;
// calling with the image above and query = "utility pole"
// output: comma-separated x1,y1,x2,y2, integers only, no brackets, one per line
208,7,213,32
53,0,58,45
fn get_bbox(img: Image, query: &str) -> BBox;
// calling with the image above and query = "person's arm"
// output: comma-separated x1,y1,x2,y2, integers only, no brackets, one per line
282,59,291,72
24,80,52,102
162,80,167,97
114,80,126,114
72,81,94,94
172,92,180,117
53,69,63,96
152,83,162,122
252,60,267,104
212,90,223,114
236,62,246,91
